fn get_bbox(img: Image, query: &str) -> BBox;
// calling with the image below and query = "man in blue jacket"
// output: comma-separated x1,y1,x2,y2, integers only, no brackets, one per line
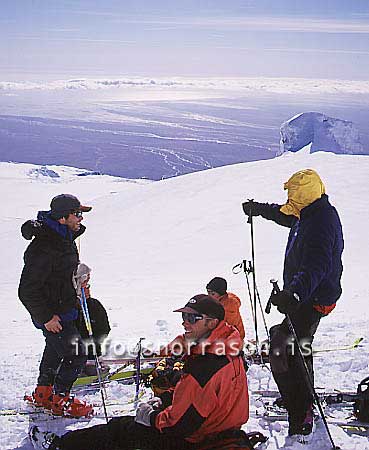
242,169,344,437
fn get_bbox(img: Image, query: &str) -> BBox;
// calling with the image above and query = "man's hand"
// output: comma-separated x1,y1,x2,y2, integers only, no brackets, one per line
242,201,263,218
135,402,155,427
271,290,299,315
44,315,62,333
146,397,163,410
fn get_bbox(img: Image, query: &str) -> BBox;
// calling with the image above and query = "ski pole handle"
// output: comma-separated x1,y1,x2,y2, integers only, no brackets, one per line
265,296,272,314
247,199,254,224
232,260,252,275
270,279,281,293
265,279,280,314
232,262,243,274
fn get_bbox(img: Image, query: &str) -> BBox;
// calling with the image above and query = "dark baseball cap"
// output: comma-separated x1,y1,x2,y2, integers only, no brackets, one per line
174,294,225,321
50,194,92,219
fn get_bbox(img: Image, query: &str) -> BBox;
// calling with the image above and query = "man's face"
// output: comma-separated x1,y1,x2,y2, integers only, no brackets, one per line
61,211,83,232
81,273,91,298
182,313,218,341
206,289,221,301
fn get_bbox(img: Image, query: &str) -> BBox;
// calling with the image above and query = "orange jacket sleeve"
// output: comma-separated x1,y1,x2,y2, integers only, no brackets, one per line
222,293,245,340
152,372,212,436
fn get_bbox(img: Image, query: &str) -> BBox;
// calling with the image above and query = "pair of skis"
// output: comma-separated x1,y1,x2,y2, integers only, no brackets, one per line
252,391,369,436
72,361,157,390
3,337,364,416
2,390,146,420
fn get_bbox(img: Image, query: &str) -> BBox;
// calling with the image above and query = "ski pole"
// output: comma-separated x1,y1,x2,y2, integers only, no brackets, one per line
253,275,270,342
268,280,340,450
233,260,270,342
134,337,145,407
80,287,109,423
248,204,260,354
233,260,255,323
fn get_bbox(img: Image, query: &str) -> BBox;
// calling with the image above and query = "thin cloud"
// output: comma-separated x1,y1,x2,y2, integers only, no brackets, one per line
11,36,135,44
214,46,369,56
58,9,124,18
81,15,369,34
269,47,369,55
38,10,369,34
352,13,369,18
45,28,80,33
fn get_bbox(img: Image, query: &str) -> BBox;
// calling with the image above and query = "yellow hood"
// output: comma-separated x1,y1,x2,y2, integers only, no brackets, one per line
280,169,325,218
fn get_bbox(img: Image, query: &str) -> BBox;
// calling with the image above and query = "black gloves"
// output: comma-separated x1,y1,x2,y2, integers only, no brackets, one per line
271,290,299,315
21,220,42,240
242,201,264,218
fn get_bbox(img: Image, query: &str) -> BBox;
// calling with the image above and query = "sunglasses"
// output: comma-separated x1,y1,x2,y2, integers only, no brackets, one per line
182,312,206,324
71,210,83,218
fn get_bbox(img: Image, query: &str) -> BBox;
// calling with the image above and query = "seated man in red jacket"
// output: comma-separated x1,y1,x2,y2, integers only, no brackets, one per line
30,295,250,450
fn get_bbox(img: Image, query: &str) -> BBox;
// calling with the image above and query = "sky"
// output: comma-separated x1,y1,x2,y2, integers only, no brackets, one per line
1,0,369,81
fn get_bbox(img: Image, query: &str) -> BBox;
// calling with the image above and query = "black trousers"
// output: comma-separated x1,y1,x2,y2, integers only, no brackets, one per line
37,321,87,393
269,303,322,427
56,416,196,450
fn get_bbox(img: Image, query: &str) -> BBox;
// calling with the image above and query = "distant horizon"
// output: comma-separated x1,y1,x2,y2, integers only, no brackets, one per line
2,75,369,95
1,73,368,83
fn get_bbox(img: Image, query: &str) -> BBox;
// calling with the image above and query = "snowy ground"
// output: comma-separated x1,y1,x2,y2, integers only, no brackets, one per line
0,151,368,449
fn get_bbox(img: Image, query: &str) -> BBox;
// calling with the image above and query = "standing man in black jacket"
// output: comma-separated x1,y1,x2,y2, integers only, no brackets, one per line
19,194,93,417
242,169,344,438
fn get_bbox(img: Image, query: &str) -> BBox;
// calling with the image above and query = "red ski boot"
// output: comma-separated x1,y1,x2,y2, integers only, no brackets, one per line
50,393,93,418
24,385,53,409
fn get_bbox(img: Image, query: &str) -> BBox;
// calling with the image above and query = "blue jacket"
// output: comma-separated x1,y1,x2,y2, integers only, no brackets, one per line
257,194,344,306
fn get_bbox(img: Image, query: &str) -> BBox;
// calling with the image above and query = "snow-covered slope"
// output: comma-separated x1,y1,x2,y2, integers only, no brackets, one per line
279,112,365,155
1,153,369,449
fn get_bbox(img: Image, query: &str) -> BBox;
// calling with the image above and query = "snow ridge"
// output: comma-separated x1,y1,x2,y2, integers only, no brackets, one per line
279,112,365,155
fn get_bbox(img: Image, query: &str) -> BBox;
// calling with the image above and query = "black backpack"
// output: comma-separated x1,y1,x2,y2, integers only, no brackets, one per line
353,376,369,422
198,430,268,450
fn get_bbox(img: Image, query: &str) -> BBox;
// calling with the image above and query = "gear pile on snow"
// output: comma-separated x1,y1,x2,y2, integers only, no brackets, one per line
354,376,369,422
145,356,184,396
29,426,59,450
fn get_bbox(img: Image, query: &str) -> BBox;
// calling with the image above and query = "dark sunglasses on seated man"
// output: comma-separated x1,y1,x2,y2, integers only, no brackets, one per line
182,312,214,324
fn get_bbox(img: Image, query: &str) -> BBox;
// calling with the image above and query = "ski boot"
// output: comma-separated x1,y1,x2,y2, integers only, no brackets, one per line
24,385,53,409
50,392,93,417
301,405,315,436
29,425,60,450
287,407,315,445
